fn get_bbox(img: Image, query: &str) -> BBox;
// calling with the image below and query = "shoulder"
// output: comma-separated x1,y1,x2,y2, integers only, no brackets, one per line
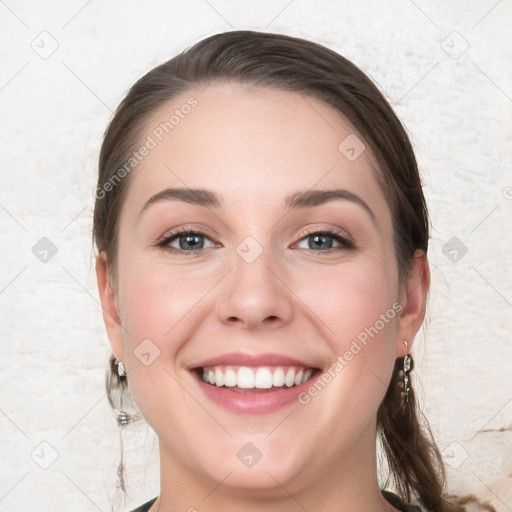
129,497,158,512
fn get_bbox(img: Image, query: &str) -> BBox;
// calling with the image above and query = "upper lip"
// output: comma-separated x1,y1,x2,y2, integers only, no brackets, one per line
188,352,319,369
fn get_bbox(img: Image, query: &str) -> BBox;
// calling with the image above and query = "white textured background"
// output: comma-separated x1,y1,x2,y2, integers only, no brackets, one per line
1,1,511,511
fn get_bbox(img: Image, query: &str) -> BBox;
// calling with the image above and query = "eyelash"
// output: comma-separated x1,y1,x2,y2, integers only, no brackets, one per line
156,226,355,256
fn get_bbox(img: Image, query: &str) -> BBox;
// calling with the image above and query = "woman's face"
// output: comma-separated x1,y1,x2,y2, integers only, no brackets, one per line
97,83,427,495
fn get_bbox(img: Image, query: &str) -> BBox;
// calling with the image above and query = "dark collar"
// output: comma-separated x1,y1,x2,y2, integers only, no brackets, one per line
132,491,422,512
382,489,423,512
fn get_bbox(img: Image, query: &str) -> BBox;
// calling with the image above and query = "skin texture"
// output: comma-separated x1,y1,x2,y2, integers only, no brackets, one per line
96,83,429,512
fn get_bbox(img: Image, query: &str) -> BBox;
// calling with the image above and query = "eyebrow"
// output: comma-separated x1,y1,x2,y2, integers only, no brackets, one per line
138,188,222,219
138,187,376,223
285,188,375,223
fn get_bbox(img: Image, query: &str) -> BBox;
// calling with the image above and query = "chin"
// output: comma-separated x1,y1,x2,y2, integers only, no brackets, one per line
206,463,303,497
191,439,306,494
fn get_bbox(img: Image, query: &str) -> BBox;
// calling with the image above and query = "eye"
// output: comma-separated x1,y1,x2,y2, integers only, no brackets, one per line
156,226,355,255
295,228,355,252
157,228,216,254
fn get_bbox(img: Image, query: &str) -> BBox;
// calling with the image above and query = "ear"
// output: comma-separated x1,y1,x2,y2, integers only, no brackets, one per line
395,249,430,358
95,252,125,361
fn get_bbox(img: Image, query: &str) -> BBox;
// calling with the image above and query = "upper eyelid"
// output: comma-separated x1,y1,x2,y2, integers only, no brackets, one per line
158,225,216,242
159,225,354,248
296,225,353,243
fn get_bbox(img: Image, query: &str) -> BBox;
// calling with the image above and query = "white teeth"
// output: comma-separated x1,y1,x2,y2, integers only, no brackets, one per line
215,368,224,387
254,368,273,389
200,365,316,389
237,367,255,388
285,368,295,387
302,369,313,383
224,368,237,387
272,368,285,387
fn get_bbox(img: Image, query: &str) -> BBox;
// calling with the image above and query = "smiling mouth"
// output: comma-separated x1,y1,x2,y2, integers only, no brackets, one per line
192,365,321,393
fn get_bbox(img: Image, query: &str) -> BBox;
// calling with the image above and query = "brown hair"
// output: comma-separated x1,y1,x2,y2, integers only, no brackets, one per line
93,30,491,511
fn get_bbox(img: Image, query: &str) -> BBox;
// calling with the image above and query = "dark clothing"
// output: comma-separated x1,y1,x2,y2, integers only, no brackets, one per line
130,497,157,512
130,489,423,511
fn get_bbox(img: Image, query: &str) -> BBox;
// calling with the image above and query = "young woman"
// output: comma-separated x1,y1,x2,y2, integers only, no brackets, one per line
94,30,490,512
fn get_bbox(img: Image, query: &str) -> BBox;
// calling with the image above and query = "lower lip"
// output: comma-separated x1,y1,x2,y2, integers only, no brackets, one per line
190,370,321,414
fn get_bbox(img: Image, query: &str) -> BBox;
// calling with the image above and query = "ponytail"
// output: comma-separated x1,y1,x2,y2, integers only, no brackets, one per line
378,358,495,512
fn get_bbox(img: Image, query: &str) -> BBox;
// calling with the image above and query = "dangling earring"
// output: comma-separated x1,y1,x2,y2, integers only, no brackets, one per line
115,358,126,377
399,340,413,411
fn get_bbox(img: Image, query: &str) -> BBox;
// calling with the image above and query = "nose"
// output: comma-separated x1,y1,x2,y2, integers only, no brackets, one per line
216,244,295,331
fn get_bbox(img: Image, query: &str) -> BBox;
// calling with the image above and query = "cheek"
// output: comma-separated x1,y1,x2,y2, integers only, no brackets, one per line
117,256,211,343
302,257,399,339
114,258,210,422
298,258,399,394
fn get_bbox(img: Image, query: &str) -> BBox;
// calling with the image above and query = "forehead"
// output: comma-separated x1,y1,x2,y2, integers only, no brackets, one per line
122,83,389,221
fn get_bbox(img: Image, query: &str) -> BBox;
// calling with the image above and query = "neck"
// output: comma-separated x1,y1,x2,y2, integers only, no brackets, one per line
151,424,399,512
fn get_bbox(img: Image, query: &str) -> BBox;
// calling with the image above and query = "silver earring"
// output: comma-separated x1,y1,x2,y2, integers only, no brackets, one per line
400,340,413,411
115,359,126,377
